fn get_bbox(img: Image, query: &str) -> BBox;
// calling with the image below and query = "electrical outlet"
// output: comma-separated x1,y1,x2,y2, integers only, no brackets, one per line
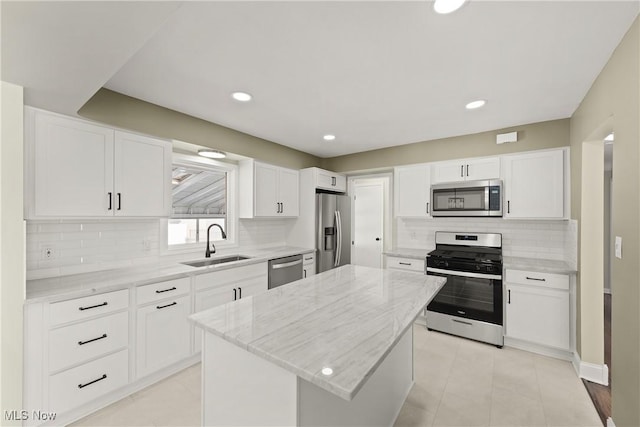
42,246,54,260
615,236,622,259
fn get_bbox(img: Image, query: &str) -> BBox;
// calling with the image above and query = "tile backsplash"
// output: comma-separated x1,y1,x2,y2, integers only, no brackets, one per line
26,218,292,280
396,217,577,268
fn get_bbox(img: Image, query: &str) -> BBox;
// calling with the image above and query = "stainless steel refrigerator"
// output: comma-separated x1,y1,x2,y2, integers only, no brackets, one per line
316,193,351,273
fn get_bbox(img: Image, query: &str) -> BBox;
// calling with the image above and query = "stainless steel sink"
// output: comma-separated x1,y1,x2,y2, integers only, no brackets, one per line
182,255,250,268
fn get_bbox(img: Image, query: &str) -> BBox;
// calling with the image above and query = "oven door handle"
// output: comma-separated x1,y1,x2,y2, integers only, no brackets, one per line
426,267,502,280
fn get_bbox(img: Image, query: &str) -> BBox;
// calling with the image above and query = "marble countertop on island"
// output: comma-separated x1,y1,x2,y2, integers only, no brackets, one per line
189,265,446,401
26,246,314,303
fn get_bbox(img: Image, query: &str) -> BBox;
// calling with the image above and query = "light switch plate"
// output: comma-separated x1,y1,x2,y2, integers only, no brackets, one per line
615,236,622,259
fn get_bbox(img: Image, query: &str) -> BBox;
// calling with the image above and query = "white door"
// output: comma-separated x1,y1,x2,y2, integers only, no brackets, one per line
254,162,279,216
114,131,171,217
33,111,114,217
352,182,384,268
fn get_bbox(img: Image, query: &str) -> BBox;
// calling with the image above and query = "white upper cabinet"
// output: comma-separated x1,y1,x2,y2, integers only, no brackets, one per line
431,157,500,184
26,108,172,218
394,164,431,218
312,167,347,192
113,131,171,217
239,160,299,218
502,148,566,219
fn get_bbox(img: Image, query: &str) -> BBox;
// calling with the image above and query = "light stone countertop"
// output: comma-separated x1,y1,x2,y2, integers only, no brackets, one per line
189,265,446,401
503,256,577,274
383,248,432,260
26,246,314,303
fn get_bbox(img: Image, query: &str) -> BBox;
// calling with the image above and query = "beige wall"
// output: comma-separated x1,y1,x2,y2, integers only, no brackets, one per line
570,17,639,426
78,89,321,170
321,119,569,172
0,81,25,424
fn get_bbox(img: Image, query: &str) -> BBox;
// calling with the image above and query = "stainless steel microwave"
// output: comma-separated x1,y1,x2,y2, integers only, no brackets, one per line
431,179,503,217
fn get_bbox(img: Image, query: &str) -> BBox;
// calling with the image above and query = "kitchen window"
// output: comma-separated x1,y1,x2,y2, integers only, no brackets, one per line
164,153,237,252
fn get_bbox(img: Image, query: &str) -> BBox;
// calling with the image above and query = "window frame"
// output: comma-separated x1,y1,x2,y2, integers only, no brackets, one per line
161,152,238,255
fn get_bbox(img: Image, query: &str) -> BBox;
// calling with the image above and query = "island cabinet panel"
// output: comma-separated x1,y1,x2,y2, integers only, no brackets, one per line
26,108,172,219
502,148,566,219
431,156,500,184
394,164,431,218
239,159,299,218
505,269,570,351
136,294,191,379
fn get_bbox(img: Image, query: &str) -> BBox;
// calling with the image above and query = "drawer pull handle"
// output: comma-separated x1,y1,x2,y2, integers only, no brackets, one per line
78,334,108,346
79,302,108,311
399,262,412,266
78,374,107,389
452,319,473,326
157,302,177,310
526,276,546,282
304,257,313,261
155,286,177,294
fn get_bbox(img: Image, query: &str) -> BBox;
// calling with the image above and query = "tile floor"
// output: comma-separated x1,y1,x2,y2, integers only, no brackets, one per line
72,325,601,427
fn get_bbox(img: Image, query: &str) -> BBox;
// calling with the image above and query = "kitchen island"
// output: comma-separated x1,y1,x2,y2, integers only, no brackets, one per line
190,265,445,427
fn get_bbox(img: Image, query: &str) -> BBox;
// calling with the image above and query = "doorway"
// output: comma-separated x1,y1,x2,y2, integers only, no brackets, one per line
349,175,391,269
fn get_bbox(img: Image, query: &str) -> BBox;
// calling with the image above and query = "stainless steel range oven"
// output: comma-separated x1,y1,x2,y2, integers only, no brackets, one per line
426,232,504,347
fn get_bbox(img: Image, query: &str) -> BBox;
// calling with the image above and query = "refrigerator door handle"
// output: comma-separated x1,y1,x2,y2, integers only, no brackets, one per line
334,210,341,267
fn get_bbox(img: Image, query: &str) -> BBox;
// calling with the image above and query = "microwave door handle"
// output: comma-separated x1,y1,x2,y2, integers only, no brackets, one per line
485,186,490,210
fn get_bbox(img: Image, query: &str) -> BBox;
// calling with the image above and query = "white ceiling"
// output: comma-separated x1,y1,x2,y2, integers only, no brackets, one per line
3,1,639,158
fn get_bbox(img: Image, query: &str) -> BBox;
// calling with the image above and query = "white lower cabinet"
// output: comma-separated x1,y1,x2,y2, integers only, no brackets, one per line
504,269,570,351
194,262,268,352
136,294,191,378
303,253,316,278
49,349,129,415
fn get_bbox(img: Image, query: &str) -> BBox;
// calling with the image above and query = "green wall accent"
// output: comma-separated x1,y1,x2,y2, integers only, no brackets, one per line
78,88,321,170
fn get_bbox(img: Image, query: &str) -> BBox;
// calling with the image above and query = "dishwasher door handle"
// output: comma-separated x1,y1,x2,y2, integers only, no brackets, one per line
271,259,303,269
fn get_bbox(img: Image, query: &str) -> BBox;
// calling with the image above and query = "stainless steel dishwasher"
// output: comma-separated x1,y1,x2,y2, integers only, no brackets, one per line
268,254,304,289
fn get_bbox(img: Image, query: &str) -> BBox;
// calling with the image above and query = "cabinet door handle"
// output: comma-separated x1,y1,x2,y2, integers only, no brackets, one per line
79,302,107,311
508,289,511,304
233,288,237,301
238,287,242,299
78,374,107,389
280,202,284,213
156,302,177,310
526,276,546,282
331,177,336,186
304,269,307,278
426,202,430,214
78,333,108,346
466,164,469,176
155,286,177,294
461,165,464,177
107,192,112,211
117,193,122,211
507,200,510,214
399,262,412,266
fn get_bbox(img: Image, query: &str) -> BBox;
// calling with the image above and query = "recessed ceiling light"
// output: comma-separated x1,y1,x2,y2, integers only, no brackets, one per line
434,0,467,14
231,92,252,102
321,367,333,376
465,100,486,110
604,133,614,142
198,149,227,159
323,134,336,141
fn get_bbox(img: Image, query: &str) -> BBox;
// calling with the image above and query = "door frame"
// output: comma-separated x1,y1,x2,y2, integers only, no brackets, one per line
347,173,393,267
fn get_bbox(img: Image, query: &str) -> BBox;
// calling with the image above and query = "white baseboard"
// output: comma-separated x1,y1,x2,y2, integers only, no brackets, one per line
573,352,609,386
504,336,573,361
606,417,615,427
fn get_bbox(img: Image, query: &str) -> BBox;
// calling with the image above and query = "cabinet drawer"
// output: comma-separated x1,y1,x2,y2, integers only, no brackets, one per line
49,349,128,414
49,289,129,327
386,257,425,273
506,269,569,290
194,262,267,291
137,277,190,306
302,253,315,265
49,311,128,373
